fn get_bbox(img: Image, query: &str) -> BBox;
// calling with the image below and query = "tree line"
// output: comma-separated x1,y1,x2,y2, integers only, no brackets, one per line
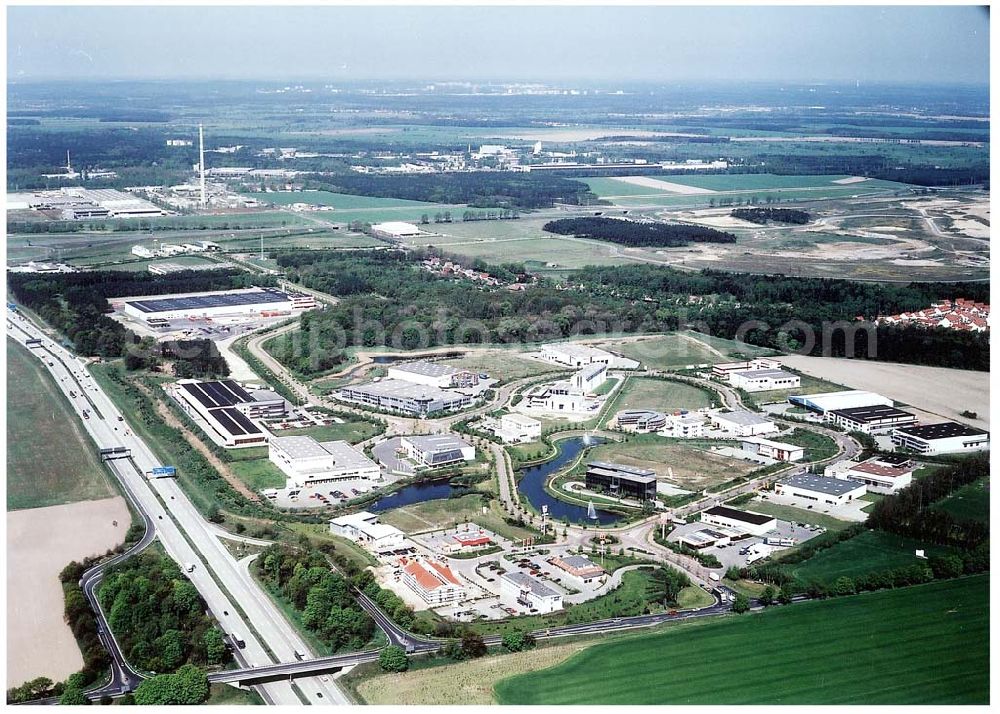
303,172,598,209
543,217,737,247
866,453,989,549
256,545,376,652
98,550,230,674
731,207,810,224
8,269,271,373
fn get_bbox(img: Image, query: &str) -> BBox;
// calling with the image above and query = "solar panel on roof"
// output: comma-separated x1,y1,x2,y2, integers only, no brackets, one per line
210,407,245,436
225,408,261,435
181,382,216,409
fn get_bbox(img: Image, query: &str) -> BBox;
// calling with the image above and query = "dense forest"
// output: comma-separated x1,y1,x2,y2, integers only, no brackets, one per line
269,249,658,374
98,550,230,673
572,265,990,370
256,545,376,652
8,269,270,370
542,217,737,247
302,172,597,209
731,207,810,224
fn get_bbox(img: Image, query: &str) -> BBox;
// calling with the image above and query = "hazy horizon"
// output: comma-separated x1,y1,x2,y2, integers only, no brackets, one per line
7,6,990,85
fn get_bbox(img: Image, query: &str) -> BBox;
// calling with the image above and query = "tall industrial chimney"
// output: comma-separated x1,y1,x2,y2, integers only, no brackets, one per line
199,124,207,208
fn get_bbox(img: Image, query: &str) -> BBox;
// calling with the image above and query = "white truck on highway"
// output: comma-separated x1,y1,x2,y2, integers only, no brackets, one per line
185,563,196,573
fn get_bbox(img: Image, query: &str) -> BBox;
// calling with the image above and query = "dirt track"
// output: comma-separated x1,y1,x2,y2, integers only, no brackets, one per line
777,355,990,430
7,497,129,688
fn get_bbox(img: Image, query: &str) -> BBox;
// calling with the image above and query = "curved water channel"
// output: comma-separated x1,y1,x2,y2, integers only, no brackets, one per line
369,435,622,525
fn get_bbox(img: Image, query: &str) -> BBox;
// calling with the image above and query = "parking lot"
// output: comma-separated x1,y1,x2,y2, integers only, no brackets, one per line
668,519,824,570
266,471,404,510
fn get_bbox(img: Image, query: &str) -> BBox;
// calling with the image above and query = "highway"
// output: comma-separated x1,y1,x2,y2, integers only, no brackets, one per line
211,585,744,686
7,309,347,705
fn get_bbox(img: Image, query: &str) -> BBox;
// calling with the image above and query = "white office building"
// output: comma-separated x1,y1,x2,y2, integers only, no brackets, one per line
400,434,475,467
500,571,563,614
825,455,916,494
891,422,990,455
729,369,801,393
131,245,157,258
269,435,380,486
336,379,472,416
775,473,866,506
661,413,706,438
539,343,639,369
741,437,805,462
497,413,542,443
615,409,667,433
386,361,481,389
329,511,404,554
709,410,778,437
826,405,917,435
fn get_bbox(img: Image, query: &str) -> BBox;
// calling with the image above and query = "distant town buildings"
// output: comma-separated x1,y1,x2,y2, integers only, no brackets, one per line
878,299,989,332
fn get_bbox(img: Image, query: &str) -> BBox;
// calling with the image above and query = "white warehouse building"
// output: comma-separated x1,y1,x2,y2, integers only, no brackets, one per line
386,360,481,389
729,368,801,393
500,571,563,614
329,512,405,554
497,413,542,443
709,410,778,437
775,473,866,506
120,287,315,321
539,343,639,369
891,422,990,455
702,505,777,536
269,435,380,486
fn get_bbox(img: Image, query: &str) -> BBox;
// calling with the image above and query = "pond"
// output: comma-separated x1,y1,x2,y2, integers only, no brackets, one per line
516,436,622,525
368,477,456,513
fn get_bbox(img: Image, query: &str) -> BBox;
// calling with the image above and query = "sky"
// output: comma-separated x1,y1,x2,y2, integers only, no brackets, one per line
6,5,990,84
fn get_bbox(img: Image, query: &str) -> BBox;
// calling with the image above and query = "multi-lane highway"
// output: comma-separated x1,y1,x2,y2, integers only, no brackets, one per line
7,309,348,705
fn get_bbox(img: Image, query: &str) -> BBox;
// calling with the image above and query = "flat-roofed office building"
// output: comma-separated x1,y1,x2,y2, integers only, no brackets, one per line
584,462,657,501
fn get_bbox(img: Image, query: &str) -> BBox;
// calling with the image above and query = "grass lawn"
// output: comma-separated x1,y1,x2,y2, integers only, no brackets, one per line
495,575,989,705
744,498,855,532
932,477,988,524
591,376,619,396
228,459,286,491
271,419,382,445
206,683,263,705
436,349,565,383
676,585,715,609
378,493,536,541
599,334,725,369
6,338,115,510
676,331,778,359
779,427,839,461
585,435,755,491
603,377,716,424
783,530,961,585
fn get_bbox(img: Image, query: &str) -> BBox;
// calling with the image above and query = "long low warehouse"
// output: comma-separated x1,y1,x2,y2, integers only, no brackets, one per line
701,505,777,536
170,379,287,448
775,473,866,506
120,286,315,320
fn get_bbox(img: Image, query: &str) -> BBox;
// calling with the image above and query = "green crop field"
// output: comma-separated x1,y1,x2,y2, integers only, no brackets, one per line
6,338,115,510
783,530,960,585
932,477,989,524
495,575,989,705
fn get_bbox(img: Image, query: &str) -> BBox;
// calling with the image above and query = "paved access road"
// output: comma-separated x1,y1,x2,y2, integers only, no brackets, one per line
7,311,345,705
